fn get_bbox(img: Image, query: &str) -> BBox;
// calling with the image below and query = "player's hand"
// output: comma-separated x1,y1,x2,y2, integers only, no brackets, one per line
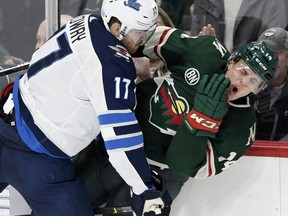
193,74,230,119
198,24,216,37
4,56,25,66
132,170,172,216
184,74,230,137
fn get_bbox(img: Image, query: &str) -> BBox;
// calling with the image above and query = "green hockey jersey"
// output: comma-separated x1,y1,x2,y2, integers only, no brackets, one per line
136,26,256,178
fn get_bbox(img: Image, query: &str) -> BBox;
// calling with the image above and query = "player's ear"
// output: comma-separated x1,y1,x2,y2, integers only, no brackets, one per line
110,22,121,38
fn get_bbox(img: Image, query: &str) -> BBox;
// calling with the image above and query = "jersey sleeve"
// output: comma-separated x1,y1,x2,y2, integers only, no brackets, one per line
82,15,153,194
93,56,153,195
166,101,256,178
142,26,230,77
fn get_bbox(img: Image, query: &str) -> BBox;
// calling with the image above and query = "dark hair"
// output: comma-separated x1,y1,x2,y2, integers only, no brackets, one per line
108,16,121,28
285,24,288,31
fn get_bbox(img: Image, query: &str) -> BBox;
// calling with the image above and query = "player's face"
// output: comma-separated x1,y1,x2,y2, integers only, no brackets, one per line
121,24,156,54
225,59,266,101
122,29,148,54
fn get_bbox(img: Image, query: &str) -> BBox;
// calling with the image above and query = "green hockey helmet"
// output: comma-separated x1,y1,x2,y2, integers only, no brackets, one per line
229,42,278,94
230,42,278,82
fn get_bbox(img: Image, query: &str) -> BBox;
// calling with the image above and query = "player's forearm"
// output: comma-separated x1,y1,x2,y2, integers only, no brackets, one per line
142,26,175,60
166,124,209,177
98,110,154,194
107,147,153,195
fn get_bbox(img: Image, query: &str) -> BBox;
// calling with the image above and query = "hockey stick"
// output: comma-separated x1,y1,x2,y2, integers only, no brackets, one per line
16,206,133,216
94,206,133,216
0,62,30,77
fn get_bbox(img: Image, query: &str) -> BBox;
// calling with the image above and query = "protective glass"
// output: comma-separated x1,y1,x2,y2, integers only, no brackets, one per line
233,64,268,94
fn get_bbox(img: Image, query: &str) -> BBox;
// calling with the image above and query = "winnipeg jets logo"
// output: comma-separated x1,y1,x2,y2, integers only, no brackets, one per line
184,68,200,85
109,45,131,61
124,0,141,11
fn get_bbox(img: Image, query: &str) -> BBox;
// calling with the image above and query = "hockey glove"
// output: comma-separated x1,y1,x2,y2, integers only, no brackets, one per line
184,74,230,138
132,170,172,216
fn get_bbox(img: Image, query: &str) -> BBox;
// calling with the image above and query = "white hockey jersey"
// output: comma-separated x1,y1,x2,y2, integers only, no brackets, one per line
12,14,152,194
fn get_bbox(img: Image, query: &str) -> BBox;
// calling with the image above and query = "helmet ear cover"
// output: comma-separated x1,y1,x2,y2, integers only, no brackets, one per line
107,17,121,28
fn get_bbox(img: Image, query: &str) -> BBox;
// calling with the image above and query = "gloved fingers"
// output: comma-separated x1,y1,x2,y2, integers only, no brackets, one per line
207,74,226,98
203,74,218,95
196,74,209,93
214,77,230,101
143,200,165,215
149,205,162,215
143,206,165,216
220,79,230,101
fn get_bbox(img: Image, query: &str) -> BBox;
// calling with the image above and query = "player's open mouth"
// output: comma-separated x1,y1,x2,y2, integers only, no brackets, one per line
232,86,238,93
230,86,238,94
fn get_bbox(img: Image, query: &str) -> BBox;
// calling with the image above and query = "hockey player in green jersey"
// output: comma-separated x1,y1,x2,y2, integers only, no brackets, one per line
132,25,278,198
74,25,278,208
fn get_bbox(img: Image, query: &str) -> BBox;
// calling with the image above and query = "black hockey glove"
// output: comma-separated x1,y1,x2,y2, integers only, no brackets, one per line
132,170,172,216
0,82,15,126
184,74,230,138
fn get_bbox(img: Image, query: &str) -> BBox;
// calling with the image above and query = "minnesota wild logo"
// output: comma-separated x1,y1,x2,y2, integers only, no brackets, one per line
149,80,189,135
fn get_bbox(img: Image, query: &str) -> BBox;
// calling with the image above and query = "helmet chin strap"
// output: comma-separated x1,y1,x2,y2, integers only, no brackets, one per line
118,24,130,41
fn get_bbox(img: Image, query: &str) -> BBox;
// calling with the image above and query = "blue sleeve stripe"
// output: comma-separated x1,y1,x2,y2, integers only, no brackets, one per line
114,123,141,136
105,134,143,150
98,112,136,125
126,148,154,189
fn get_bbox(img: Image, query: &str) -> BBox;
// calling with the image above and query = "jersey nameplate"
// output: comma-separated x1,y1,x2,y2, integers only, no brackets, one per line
69,15,87,43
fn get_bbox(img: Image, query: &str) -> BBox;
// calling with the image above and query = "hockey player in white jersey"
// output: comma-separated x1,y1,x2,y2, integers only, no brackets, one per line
0,0,172,215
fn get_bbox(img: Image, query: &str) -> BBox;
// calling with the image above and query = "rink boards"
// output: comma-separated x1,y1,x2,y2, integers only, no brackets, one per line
1,140,288,216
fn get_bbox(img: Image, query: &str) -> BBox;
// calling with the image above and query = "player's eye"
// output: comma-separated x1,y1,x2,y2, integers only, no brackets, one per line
249,77,259,85
238,69,247,76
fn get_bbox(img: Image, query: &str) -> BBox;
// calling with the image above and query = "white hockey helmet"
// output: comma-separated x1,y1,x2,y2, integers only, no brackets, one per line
101,0,158,42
